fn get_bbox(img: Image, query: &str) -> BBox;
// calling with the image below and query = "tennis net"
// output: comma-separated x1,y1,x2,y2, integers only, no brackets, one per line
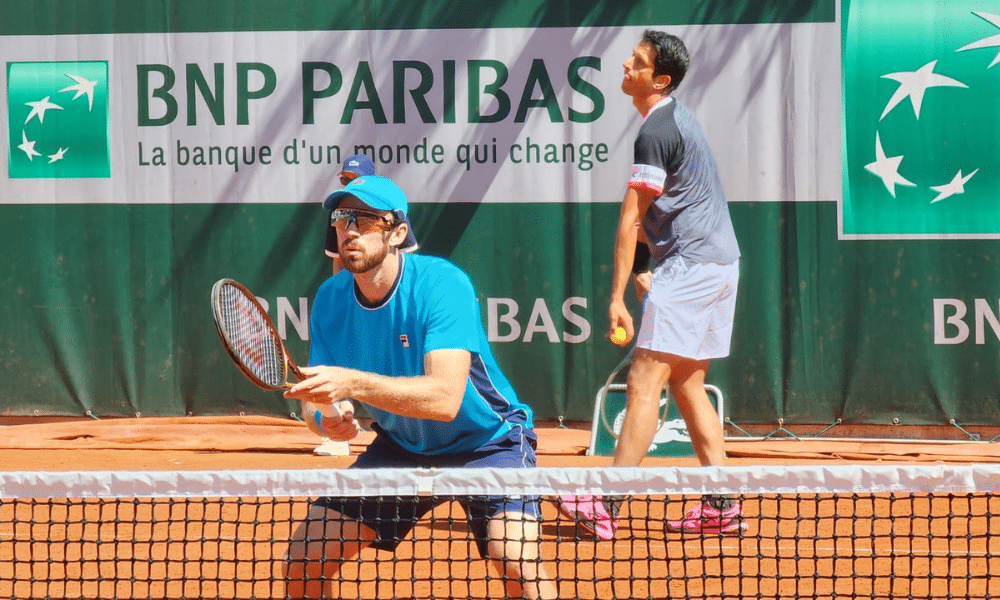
1,463,998,599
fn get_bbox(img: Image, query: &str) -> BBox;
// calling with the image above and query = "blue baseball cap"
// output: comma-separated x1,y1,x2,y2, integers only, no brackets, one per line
339,154,375,177
323,176,408,220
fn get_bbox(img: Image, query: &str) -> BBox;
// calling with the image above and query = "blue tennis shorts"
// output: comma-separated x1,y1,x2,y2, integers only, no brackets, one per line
312,423,541,557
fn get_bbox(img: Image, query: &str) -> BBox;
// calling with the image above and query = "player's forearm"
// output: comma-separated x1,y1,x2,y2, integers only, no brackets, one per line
347,371,463,422
611,231,637,301
285,360,469,421
286,352,469,422
611,189,641,301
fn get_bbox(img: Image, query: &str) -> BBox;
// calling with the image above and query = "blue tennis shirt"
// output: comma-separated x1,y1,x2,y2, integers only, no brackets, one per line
308,253,534,455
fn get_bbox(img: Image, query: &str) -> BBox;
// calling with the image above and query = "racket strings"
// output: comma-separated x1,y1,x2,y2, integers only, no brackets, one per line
217,285,286,388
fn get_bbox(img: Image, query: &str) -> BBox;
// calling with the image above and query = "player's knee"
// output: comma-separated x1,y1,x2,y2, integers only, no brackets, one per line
627,360,670,395
625,377,665,405
485,538,509,563
489,546,538,578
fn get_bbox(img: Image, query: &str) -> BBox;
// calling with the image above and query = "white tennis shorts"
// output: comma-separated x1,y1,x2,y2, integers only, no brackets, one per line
635,256,739,360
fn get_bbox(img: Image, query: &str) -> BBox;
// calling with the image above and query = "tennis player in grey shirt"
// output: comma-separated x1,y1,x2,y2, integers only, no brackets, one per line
559,29,744,539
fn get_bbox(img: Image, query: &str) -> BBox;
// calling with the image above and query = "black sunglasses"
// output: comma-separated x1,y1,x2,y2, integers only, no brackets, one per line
330,208,395,232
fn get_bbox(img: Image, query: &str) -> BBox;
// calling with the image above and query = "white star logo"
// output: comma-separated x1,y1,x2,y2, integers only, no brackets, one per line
930,169,978,204
17,131,42,161
47,147,69,164
24,96,64,125
59,73,98,111
864,132,916,197
879,60,967,120
956,11,1000,68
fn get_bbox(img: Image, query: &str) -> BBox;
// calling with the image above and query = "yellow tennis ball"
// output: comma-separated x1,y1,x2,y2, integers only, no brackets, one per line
611,326,627,346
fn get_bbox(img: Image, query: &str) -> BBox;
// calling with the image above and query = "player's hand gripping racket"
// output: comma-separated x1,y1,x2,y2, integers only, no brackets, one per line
210,278,305,391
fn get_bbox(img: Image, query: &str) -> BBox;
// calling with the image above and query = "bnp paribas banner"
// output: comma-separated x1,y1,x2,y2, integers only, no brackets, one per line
0,1,844,424
3,14,839,207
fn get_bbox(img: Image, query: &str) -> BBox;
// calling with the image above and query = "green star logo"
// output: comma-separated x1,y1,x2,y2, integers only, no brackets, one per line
843,2,1000,238
7,61,110,179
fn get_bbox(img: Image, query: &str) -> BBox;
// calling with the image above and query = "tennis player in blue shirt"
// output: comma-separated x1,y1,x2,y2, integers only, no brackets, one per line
283,175,555,599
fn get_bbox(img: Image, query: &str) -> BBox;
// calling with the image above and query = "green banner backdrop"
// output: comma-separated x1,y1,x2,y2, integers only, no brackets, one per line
2,0,999,431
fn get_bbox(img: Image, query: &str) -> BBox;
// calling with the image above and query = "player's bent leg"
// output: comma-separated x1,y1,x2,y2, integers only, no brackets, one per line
665,358,747,535
485,512,557,600
615,348,672,466
283,504,376,599
667,358,724,466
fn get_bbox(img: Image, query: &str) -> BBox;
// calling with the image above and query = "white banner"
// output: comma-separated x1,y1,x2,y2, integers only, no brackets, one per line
2,24,840,205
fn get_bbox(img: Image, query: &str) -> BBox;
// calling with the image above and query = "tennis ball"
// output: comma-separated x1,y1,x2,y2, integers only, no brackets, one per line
610,326,627,346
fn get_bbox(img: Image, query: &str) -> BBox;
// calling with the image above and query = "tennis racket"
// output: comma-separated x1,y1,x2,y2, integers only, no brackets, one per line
210,278,305,391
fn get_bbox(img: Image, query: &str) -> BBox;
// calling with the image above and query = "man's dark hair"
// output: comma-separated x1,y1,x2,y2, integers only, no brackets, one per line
641,30,689,93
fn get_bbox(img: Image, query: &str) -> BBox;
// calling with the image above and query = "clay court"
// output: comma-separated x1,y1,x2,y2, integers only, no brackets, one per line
2,416,999,599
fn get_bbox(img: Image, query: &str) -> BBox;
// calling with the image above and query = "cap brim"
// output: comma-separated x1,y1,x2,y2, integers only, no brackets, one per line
323,189,369,212
323,192,405,223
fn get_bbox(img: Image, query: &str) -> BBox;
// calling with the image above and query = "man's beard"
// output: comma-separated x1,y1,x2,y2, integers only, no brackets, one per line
340,240,389,274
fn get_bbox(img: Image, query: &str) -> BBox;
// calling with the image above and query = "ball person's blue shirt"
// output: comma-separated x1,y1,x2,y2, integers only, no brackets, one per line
308,253,534,455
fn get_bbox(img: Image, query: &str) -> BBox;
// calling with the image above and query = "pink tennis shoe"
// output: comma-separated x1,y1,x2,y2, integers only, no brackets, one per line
665,501,747,535
557,494,621,540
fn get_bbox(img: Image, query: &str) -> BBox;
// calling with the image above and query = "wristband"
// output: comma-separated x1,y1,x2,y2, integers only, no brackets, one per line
632,242,651,274
314,409,324,428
